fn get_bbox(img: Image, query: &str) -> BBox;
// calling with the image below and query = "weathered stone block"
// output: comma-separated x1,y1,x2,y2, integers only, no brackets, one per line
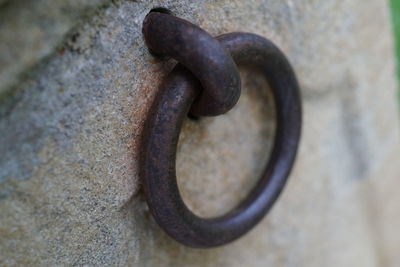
0,0,399,266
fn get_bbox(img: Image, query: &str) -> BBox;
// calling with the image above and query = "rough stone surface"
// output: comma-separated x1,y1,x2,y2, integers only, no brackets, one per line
0,0,110,99
1,0,399,266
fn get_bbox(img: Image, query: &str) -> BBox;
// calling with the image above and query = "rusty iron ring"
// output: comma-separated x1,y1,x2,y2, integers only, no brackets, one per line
143,12,241,116
141,14,301,248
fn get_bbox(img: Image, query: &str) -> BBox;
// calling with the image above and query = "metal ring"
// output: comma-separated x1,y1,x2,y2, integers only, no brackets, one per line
141,17,302,248
142,12,241,116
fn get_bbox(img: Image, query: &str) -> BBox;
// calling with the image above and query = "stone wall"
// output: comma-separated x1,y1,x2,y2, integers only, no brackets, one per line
1,0,399,266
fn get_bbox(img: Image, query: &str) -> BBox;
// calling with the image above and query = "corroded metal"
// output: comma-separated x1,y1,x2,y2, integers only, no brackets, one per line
142,12,241,116
141,12,302,248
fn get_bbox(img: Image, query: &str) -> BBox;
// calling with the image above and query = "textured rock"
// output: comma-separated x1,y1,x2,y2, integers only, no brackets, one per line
0,0,399,266
0,0,110,99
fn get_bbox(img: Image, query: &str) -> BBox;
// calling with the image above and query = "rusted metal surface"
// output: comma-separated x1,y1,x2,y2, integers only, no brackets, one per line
140,12,302,248
142,11,241,116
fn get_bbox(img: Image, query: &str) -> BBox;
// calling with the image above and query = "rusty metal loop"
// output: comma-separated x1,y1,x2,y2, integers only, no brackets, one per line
141,13,302,248
142,12,241,116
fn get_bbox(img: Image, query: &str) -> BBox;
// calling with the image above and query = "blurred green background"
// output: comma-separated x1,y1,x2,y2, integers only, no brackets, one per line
390,0,400,98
